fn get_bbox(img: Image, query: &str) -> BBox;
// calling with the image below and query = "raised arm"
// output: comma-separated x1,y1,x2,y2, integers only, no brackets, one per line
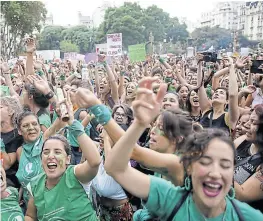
228,58,240,129
25,37,36,76
25,197,37,221
197,59,211,113
104,77,167,200
235,170,263,202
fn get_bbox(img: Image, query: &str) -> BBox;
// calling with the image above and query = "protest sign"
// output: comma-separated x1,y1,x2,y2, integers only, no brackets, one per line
96,44,107,54
64,52,77,60
36,50,60,60
128,44,146,62
107,33,122,56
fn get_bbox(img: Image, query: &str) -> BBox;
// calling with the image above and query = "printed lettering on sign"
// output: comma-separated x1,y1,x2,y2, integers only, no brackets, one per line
107,33,122,56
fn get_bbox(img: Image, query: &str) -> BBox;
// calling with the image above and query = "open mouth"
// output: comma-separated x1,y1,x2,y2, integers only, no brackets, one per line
47,162,57,170
163,104,171,110
203,182,222,197
193,97,199,103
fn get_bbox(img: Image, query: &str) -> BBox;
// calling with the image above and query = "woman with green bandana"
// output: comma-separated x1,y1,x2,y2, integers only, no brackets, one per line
15,96,68,206
25,92,100,221
104,77,263,221
0,165,24,221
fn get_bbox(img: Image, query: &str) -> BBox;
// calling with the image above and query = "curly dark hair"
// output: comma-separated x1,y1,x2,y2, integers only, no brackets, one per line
179,128,236,170
24,83,49,108
17,111,39,129
161,109,193,150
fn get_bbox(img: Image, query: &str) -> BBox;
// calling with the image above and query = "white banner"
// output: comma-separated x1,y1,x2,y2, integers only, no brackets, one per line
96,43,107,54
36,50,60,60
107,33,122,56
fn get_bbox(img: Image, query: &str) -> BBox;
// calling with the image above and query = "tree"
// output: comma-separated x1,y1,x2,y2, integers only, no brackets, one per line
37,26,66,50
96,2,188,50
191,26,259,51
96,2,145,49
1,1,47,58
60,40,79,53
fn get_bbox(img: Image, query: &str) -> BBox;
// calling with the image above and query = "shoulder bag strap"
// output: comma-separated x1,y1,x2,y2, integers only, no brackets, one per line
209,110,214,128
230,199,245,221
167,191,190,221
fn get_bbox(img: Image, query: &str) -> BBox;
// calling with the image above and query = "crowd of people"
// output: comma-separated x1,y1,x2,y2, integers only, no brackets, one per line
1,37,263,221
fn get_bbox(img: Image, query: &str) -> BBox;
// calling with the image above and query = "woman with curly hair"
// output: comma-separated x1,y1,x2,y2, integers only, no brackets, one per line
0,96,23,187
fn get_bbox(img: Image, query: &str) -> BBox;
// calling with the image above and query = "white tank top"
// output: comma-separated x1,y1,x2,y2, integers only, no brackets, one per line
91,160,127,200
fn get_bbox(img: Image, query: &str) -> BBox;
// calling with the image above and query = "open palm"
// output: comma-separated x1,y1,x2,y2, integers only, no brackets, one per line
27,75,50,95
132,77,167,127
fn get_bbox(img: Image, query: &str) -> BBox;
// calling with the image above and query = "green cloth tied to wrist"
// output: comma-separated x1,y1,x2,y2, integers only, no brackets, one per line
159,58,165,64
37,71,44,76
68,120,85,138
88,104,111,126
120,71,125,76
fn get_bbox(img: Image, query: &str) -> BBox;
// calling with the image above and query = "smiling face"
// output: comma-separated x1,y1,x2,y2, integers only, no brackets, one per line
235,114,250,138
189,90,200,108
99,77,110,94
212,88,227,105
113,107,128,125
42,139,70,180
18,115,40,143
190,138,234,211
0,167,7,194
245,111,259,142
178,86,189,102
162,93,179,110
126,82,136,98
149,116,174,153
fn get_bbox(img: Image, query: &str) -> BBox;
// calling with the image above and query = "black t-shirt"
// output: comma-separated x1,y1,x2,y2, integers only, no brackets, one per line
1,129,23,188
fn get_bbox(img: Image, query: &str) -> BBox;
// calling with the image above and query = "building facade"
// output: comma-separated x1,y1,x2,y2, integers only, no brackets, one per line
200,1,263,41
78,12,92,29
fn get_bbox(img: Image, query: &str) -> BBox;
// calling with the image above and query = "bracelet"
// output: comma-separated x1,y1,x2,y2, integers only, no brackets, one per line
88,104,111,126
37,70,44,76
159,58,165,64
44,91,54,100
69,120,85,138
120,71,125,76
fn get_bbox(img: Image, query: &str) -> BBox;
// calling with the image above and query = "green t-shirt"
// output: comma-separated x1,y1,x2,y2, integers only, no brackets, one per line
0,187,24,221
145,176,263,221
28,165,98,221
1,138,6,152
16,133,44,203
38,113,52,129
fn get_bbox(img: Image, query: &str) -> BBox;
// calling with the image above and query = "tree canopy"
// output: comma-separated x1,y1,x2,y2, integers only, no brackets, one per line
1,1,47,57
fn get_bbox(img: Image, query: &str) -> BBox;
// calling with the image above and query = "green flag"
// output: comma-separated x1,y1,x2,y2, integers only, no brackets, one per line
128,44,146,62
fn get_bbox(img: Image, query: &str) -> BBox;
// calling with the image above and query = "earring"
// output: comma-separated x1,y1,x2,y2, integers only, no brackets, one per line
227,186,235,200
184,176,192,191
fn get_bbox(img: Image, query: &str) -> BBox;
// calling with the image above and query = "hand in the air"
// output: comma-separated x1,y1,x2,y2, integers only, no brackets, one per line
132,77,167,128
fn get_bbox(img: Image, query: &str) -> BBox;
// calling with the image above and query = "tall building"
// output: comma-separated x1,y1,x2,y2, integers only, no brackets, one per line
92,1,112,28
200,2,245,30
45,14,54,26
243,1,263,40
78,12,92,29
179,17,200,33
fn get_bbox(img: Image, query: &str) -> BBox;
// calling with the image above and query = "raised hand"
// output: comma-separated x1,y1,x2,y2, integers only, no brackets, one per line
34,60,43,70
25,37,36,53
241,85,256,94
235,56,248,69
27,75,50,95
1,62,9,73
132,77,167,127
75,88,101,109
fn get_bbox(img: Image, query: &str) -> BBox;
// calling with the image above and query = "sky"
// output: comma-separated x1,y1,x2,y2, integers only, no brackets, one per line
42,0,223,26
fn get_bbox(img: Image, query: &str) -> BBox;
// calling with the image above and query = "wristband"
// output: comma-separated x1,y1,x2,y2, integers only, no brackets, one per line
37,70,44,76
159,58,165,64
88,104,111,126
69,120,85,138
101,61,107,67
44,91,54,100
120,71,125,76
